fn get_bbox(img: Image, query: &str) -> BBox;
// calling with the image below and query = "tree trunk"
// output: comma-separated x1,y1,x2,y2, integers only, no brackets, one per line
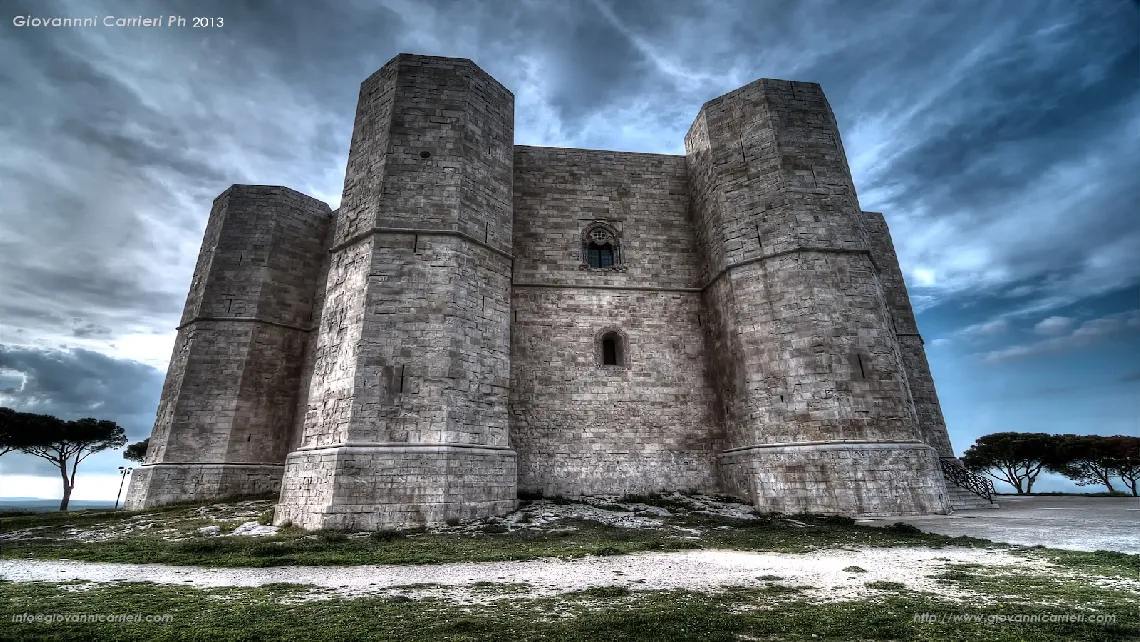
59,482,72,511
57,456,74,511
1002,468,1024,494
1098,474,1115,493
69,454,80,499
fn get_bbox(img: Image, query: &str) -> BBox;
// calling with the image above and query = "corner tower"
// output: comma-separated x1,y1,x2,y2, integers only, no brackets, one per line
862,211,955,458
125,186,332,509
275,55,517,530
687,80,949,515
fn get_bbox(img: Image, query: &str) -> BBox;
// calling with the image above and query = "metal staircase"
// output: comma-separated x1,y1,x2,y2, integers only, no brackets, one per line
939,458,1000,510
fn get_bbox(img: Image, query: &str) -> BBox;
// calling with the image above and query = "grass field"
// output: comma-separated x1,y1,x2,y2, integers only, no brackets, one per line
2,494,1136,641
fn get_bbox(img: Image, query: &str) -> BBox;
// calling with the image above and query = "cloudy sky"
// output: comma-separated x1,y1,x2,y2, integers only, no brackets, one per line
1,0,1137,499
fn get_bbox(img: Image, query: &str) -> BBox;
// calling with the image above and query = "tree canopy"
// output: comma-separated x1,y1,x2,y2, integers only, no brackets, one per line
964,431,1139,495
1048,434,1123,493
124,438,150,463
0,407,128,510
962,432,1057,494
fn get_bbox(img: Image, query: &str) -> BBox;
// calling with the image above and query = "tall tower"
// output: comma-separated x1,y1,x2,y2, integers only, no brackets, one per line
687,80,949,515
125,186,332,508
275,55,517,530
862,211,955,458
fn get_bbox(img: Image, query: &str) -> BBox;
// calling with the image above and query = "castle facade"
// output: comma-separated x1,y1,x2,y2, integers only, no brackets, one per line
126,54,960,529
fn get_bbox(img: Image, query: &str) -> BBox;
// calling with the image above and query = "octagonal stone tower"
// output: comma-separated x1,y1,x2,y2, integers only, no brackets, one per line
125,186,333,508
687,80,949,515
273,55,518,530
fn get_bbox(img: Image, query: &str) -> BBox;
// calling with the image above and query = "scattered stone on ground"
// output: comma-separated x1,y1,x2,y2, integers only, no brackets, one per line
0,500,276,543
0,494,761,543
229,522,278,537
424,493,759,536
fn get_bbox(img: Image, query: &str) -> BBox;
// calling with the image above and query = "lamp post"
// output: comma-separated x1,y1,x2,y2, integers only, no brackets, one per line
115,466,133,509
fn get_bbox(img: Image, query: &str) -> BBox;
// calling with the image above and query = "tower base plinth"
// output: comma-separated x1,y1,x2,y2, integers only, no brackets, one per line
275,444,517,530
124,463,285,510
718,441,950,516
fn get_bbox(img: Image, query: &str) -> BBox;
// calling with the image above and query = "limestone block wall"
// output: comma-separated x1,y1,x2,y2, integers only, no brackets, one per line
509,147,721,496
685,79,948,515
277,55,518,530
719,442,948,516
126,185,332,509
288,210,338,454
862,211,955,458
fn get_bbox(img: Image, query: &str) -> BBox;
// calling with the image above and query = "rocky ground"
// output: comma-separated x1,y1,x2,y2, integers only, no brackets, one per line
3,492,1137,607
0,492,768,544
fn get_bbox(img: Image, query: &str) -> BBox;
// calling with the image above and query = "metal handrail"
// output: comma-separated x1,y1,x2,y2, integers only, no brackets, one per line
939,457,996,503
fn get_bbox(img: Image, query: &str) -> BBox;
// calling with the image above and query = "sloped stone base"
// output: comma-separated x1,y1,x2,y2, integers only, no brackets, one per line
718,440,950,516
123,463,284,510
275,444,517,530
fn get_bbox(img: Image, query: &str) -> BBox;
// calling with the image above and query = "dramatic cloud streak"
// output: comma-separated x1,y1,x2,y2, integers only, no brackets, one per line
982,311,1140,364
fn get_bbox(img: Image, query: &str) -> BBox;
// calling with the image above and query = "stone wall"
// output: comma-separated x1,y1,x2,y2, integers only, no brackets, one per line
275,445,515,530
509,147,721,496
288,210,338,454
276,55,519,530
719,441,948,516
126,185,332,509
124,464,284,509
862,211,956,458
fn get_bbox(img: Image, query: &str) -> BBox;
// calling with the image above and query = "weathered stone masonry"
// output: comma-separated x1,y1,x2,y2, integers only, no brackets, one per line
127,53,958,525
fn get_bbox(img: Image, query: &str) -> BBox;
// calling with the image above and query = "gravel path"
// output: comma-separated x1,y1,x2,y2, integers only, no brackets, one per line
0,547,1051,603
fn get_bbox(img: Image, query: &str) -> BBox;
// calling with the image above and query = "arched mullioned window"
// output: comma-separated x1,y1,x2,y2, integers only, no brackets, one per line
588,242,615,268
581,223,623,270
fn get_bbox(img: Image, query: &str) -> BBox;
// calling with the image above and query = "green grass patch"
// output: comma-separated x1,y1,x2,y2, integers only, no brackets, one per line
1,504,1004,569
2,579,1135,641
2,518,706,567
932,562,1138,616
866,580,907,591
1017,548,1140,579
578,585,631,599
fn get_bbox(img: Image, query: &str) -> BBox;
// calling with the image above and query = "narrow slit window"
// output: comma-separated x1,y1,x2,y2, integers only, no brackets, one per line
602,337,618,365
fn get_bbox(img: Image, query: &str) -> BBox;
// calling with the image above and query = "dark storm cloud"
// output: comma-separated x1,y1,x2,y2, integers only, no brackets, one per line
0,345,163,475
0,345,162,430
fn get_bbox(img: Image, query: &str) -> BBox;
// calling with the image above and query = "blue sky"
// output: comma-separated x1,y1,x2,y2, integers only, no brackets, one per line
0,0,1137,499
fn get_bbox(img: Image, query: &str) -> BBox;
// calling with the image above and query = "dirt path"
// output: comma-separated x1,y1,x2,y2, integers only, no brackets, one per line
0,547,1053,603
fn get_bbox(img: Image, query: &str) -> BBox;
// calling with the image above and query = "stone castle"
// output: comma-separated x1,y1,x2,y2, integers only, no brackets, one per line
126,53,975,529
